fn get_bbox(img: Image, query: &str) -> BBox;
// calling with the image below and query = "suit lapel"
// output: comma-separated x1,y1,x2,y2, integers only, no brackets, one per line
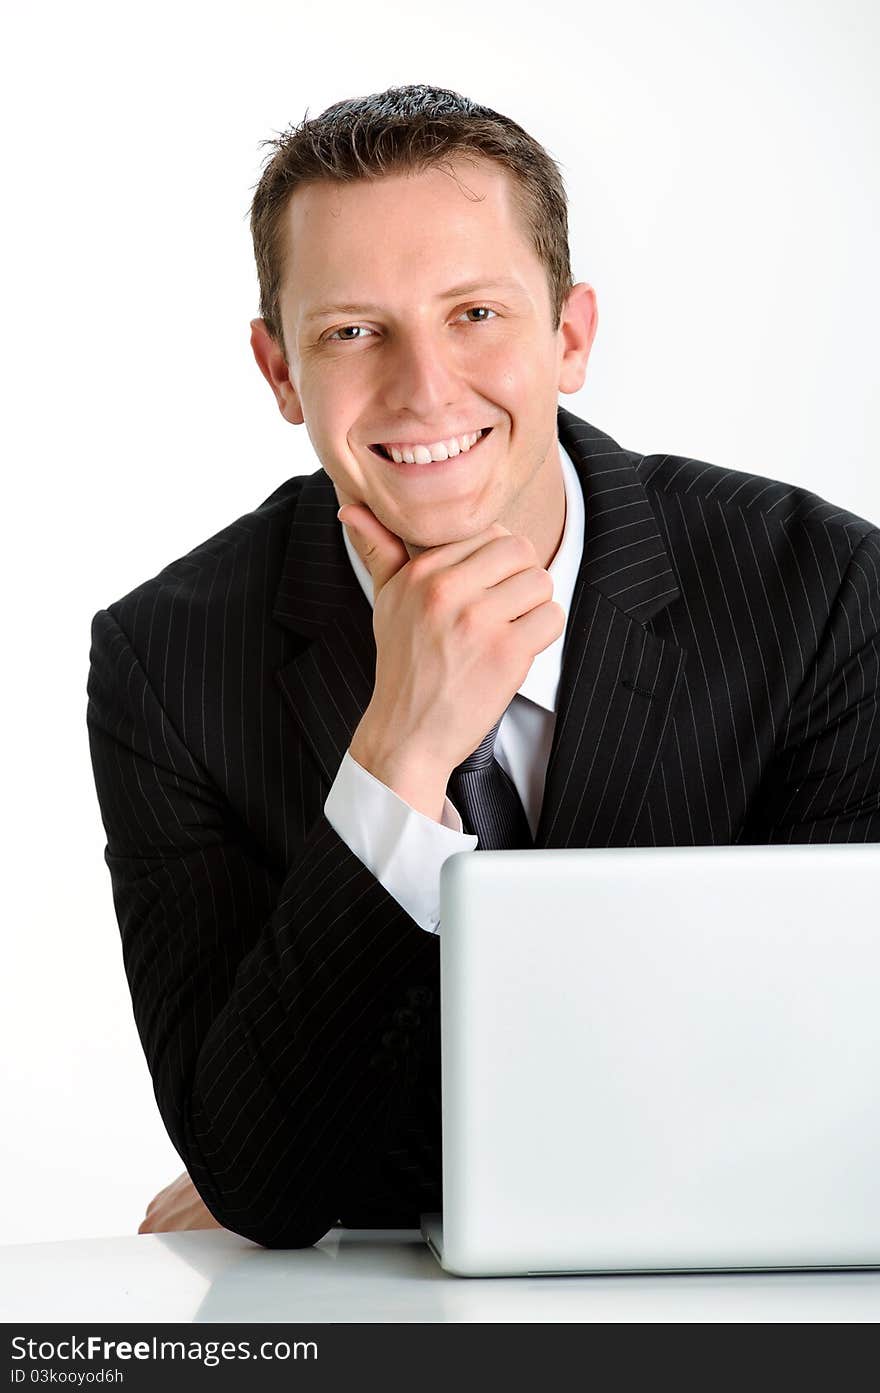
270,407,686,836
535,410,686,848
272,471,376,786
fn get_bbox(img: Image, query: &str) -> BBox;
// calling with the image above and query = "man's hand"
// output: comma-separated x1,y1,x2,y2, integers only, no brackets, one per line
137,1170,224,1234
339,503,565,822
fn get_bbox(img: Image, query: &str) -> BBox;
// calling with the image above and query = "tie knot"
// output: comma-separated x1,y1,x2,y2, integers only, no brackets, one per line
456,717,503,773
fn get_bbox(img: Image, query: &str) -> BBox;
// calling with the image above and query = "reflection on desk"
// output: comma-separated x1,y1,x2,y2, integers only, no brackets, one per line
2,1228,880,1323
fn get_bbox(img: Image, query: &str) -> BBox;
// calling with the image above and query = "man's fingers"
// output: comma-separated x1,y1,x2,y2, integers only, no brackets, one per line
412,521,513,574
479,562,555,621
417,531,541,599
511,598,566,654
338,504,514,597
338,504,410,596
137,1171,224,1233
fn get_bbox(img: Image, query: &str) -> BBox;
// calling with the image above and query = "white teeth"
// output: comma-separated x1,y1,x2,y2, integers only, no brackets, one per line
388,430,482,465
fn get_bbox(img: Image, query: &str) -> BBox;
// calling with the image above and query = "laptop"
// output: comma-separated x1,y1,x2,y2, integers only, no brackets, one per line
420,844,880,1276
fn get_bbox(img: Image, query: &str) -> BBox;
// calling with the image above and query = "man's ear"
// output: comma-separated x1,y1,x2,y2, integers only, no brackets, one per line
249,318,304,426
556,283,599,397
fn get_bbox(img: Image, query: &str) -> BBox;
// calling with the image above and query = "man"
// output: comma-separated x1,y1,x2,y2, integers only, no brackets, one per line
87,84,880,1247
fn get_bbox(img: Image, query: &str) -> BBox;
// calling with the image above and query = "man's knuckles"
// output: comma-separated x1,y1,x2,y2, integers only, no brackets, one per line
454,599,489,641
421,570,457,614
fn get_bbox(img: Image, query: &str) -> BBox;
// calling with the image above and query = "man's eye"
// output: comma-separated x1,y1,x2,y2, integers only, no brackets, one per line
326,325,374,342
324,307,497,343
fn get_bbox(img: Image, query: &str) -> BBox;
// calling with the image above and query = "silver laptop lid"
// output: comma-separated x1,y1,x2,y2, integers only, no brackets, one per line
435,845,880,1276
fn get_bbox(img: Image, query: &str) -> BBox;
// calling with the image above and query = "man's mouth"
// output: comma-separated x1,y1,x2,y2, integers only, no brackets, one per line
369,427,493,464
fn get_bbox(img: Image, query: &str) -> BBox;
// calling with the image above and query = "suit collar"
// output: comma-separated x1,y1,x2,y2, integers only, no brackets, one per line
536,408,684,845
271,465,370,639
270,461,375,786
555,405,680,623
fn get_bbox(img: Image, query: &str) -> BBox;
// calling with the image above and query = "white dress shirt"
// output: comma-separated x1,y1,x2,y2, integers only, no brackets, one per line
323,437,585,934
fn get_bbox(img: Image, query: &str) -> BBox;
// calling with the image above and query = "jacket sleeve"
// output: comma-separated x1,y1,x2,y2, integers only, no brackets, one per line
740,527,880,844
86,605,439,1248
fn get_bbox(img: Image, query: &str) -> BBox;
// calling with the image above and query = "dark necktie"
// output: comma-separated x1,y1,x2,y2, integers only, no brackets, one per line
446,714,534,850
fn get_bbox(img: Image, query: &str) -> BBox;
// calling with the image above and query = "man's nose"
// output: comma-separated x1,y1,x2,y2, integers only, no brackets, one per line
381,331,462,419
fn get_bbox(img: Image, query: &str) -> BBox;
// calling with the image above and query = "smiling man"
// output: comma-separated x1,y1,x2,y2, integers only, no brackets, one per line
87,84,880,1246
260,156,589,565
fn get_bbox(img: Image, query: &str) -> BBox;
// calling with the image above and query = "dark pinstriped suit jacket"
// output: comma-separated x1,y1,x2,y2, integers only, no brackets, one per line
86,405,880,1248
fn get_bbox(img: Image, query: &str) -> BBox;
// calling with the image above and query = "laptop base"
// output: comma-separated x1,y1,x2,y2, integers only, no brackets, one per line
420,1215,880,1279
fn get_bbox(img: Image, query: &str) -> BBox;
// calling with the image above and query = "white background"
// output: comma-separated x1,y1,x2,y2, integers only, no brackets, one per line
1,0,877,1245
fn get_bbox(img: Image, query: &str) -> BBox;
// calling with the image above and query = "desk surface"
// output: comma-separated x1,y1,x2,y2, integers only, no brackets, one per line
2,1229,880,1323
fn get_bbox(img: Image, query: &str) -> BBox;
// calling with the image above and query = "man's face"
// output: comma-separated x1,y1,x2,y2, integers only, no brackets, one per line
253,157,596,553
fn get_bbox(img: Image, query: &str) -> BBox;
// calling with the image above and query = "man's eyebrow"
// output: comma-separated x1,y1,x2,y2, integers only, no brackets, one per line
301,278,526,323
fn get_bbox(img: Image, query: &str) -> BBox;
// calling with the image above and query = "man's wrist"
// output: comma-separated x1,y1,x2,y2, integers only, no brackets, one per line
349,720,450,823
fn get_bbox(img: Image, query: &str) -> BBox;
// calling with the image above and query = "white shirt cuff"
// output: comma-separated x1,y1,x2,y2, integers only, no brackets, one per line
324,750,478,934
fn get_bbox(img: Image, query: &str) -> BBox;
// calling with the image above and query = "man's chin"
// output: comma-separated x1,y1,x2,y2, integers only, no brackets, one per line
403,532,486,560
400,516,501,558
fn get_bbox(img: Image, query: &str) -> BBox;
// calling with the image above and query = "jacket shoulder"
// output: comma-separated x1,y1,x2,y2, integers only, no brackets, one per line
95,473,310,636
638,450,878,550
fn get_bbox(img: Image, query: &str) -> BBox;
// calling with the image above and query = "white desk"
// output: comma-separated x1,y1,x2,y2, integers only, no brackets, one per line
2,1229,880,1323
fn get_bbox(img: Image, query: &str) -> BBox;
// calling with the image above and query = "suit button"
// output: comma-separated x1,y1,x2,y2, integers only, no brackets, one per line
393,1008,421,1028
369,1051,398,1074
406,987,433,1007
383,1029,411,1054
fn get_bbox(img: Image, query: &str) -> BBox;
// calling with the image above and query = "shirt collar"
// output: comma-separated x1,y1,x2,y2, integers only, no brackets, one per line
340,434,584,715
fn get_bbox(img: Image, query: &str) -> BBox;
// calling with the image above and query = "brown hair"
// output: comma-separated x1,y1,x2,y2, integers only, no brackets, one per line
248,83,575,361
